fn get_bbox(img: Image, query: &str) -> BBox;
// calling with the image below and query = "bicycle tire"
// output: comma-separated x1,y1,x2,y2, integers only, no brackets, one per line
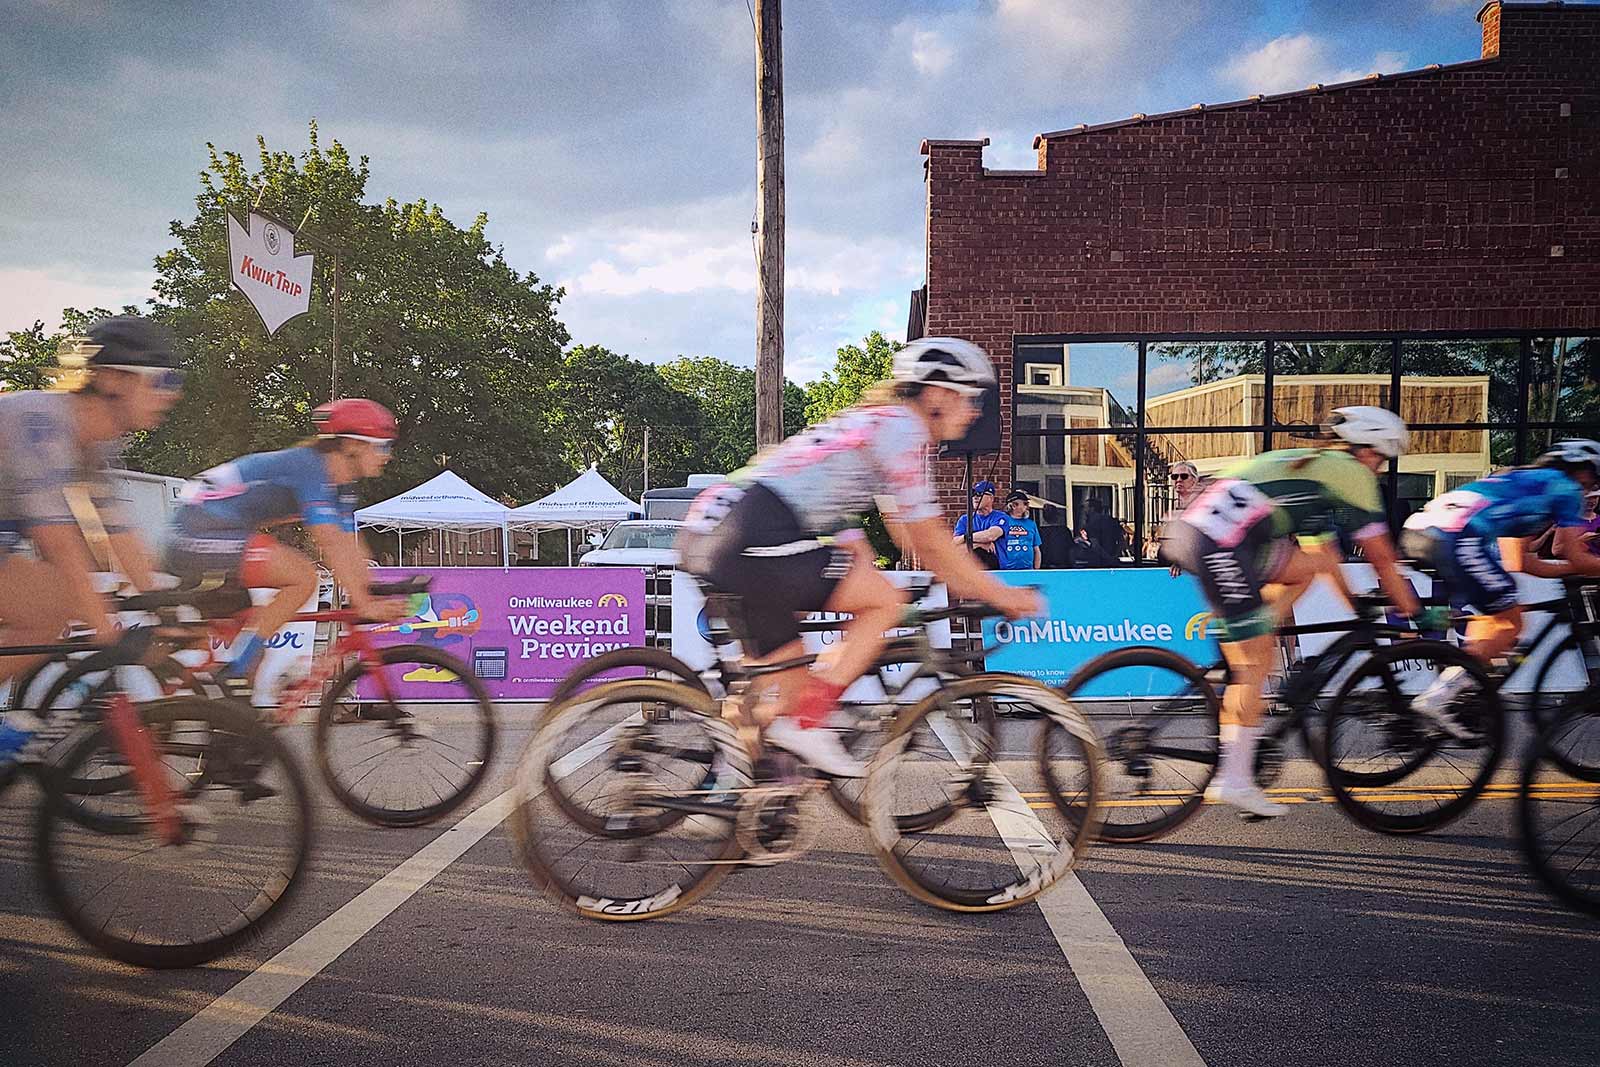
1056,646,1219,843
509,678,744,920
315,644,497,828
865,674,1103,913
547,646,710,710
1518,710,1600,917
36,696,312,968
1320,640,1504,835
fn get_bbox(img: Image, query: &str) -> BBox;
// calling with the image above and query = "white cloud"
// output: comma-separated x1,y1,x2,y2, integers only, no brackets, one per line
0,266,156,333
1221,34,1411,95
911,29,954,76
544,236,577,261
1220,33,1330,94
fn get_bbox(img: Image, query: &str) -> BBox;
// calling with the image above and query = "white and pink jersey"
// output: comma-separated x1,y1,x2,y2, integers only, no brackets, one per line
732,405,939,534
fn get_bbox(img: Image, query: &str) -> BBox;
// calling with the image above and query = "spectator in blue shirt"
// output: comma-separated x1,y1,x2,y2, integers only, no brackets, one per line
995,490,1042,570
953,480,1006,569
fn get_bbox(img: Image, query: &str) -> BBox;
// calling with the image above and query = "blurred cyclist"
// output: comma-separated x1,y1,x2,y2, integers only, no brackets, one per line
0,316,185,753
680,338,1042,777
164,398,409,691
1161,407,1421,817
1402,439,1600,734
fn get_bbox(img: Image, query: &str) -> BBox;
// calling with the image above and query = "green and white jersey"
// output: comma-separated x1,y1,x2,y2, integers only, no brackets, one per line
1181,448,1387,547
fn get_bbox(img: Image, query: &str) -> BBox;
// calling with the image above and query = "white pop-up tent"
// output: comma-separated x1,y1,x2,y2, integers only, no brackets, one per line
506,465,641,563
355,470,513,565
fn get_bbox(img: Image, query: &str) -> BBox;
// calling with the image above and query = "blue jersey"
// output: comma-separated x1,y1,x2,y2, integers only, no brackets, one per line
954,509,1007,543
995,516,1041,569
1405,467,1585,541
174,446,357,538
0,391,127,550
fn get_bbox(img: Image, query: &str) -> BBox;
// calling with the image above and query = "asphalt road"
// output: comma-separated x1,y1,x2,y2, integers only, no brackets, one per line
2,706,1597,1067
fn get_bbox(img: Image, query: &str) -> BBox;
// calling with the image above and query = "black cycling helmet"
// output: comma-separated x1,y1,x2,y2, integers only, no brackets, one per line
84,316,179,370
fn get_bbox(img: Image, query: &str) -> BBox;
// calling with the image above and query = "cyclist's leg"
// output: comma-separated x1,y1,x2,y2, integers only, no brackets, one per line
217,536,316,685
1262,543,1323,626
0,555,73,689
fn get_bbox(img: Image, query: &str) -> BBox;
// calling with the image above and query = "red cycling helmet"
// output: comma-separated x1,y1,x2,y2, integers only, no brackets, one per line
312,398,398,441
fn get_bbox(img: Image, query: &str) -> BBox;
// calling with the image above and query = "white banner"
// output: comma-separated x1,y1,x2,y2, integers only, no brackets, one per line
226,211,314,336
670,571,950,704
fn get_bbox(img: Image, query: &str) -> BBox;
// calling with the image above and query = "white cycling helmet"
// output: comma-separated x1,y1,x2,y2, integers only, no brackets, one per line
1539,438,1600,477
892,337,994,396
1329,406,1409,459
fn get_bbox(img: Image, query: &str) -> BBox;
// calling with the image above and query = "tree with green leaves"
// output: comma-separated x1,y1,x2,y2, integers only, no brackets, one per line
1,322,62,392
657,356,806,475
803,329,899,424
131,122,570,505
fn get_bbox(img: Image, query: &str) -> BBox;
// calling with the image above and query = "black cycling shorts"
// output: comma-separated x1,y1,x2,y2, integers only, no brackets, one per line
1401,527,1518,616
678,483,851,657
1159,516,1290,641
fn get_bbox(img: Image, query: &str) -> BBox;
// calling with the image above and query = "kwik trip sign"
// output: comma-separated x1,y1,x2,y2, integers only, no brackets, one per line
225,211,313,336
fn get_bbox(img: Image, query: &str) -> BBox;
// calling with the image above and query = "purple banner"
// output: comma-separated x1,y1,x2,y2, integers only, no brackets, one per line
359,567,648,701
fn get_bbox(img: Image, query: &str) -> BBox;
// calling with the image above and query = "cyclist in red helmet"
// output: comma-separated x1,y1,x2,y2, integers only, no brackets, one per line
165,398,409,688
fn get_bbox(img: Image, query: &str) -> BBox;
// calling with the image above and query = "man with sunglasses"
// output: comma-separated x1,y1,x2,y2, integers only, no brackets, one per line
1163,462,1205,577
165,397,409,690
0,316,185,755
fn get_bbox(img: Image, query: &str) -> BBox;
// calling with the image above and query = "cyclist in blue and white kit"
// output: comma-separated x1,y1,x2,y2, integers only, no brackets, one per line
1403,439,1600,733
165,398,409,688
679,338,1042,777
0,317,185,755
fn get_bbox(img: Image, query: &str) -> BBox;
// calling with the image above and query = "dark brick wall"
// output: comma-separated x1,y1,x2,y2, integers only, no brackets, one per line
920,0,1600,520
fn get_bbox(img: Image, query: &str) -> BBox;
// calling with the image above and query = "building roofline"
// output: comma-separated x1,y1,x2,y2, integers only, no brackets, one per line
919,137,990,155
1031,57,1497,148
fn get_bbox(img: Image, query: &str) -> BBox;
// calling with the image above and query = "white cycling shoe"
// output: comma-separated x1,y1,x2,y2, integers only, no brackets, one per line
1205,780,1288,818
1410,667,1476,741
764,717,866,778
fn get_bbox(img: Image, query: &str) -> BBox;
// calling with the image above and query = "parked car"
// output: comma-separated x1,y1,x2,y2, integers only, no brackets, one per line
579,520,683,568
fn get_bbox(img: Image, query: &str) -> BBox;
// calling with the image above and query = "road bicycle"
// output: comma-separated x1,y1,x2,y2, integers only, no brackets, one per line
1058,592,1504,840
511,594,1104,920
1,588,312,968
19,574,497,828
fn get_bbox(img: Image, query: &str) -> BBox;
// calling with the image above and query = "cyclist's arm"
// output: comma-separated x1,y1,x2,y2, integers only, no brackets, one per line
1516,527,1600,578
900,517,1038,616
27,523,117,636
1353,532,1420,617
106,530,159,591
307,524,392,617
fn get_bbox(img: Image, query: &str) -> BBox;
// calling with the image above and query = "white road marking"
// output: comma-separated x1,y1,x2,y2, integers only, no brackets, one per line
928,714,1207,1067
128,716,634,1067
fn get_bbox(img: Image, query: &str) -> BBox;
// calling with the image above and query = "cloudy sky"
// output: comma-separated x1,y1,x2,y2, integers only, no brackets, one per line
2,0,1487,383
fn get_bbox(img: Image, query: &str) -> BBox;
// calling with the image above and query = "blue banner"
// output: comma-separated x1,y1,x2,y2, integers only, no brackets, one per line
982,568,1222,696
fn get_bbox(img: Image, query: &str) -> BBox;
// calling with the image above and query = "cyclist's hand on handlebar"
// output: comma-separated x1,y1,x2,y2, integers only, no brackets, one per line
993,585,1046,621
357,596,412,623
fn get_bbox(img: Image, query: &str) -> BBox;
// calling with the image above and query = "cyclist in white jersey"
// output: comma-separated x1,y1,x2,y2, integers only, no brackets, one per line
680,338,1042,777
0,317,185,756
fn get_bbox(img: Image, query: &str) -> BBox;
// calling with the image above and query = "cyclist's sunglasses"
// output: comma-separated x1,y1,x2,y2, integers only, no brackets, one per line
111,364,186,392
345,435,394,456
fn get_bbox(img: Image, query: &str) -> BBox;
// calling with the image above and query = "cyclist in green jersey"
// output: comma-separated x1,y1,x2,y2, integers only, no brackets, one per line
1161,407,1421,817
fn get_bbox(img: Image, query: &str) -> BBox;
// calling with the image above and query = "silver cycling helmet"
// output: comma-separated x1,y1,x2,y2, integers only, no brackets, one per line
1329,406,1409,459
892,337,994,396
1538,438,1600,478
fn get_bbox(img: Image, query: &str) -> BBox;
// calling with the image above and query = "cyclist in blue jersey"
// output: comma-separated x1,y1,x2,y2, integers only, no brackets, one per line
1402,439,1600,733
0,317,185,754
165,398,409,686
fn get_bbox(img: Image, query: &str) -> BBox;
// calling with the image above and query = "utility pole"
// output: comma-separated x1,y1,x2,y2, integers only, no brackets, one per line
754,0,785,448
643,426,650,495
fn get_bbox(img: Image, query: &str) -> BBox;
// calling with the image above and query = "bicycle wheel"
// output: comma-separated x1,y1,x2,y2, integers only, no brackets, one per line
547,646,710,709
1527,636,1600,777
29,656,188,798
509,678,745,920
1056,646,1218,843
36,696,312,968
1519,710,1600,917
316,644,497,827
1321,641,1504,834
824,644,974,825
865,674,1103,912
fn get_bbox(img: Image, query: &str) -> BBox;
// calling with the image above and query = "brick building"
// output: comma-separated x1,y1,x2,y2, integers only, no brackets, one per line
915,0,1599,564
